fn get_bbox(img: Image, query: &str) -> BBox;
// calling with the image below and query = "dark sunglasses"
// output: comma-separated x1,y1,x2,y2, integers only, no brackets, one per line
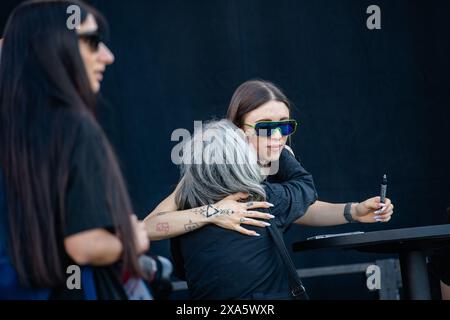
77,31,101,51
243,119,298,137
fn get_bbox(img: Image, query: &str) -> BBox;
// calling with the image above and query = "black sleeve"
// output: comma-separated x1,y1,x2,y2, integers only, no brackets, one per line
64,120,115,236
262,149,318,231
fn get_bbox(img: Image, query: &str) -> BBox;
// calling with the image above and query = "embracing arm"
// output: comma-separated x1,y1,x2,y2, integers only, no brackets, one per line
144,191,274,241
262,148,318,227
143,191,211,241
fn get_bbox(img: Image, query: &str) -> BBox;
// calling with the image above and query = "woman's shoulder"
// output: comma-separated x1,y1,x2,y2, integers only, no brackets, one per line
64,111,107,161
72,112,103,139
63,111,105,149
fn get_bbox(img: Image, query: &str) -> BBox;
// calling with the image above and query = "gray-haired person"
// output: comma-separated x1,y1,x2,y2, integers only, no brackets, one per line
145,119,317,299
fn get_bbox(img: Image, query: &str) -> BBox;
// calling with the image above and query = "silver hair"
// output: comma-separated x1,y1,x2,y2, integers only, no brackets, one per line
175,119,266,210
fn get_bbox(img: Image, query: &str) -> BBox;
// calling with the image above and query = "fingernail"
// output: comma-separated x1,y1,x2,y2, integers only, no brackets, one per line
263,222,271,226
375,218,382,222
267,202,274,207
268,214,275,218
254,233,261,237
375,210,381,214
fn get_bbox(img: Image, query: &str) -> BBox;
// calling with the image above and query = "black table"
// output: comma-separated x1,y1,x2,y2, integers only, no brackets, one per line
292,224,450,300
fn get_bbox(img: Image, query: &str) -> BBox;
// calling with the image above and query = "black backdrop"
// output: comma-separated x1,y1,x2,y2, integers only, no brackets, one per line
2,0,450,299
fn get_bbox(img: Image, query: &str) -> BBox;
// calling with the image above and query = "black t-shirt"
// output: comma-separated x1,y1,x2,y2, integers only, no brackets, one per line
51,118,126,299
172,149,318,299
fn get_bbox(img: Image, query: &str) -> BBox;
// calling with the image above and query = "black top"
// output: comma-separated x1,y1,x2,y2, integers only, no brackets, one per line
172,149,318,300
0,117,126,299
51,118,126,300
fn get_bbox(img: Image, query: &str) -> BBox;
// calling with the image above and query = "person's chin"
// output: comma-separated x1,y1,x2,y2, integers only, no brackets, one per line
268,154,281,162
91,81,100,93
262,151,282,163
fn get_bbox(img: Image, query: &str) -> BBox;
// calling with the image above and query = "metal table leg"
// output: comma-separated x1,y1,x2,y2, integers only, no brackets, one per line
399,251,431,300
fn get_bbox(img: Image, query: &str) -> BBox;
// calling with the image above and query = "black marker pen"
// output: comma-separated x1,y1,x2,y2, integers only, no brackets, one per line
380,174,387,204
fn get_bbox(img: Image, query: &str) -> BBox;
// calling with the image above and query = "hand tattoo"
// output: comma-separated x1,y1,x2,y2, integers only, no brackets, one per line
191,204,234,217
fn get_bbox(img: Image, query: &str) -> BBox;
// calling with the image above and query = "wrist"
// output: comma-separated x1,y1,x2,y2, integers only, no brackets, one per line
198,205,212,224
191,204,219,223
351,202,363,222
200,204,224,224
344,202,360,223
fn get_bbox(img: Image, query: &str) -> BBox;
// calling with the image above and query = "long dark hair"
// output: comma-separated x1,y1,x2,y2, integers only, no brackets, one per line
226,80,292,128
0,0,141,287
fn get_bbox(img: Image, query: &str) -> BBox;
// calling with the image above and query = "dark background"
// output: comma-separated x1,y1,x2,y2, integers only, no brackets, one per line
2,0,449,299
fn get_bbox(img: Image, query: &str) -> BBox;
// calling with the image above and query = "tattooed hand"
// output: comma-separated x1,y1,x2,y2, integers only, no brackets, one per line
192,192,275,236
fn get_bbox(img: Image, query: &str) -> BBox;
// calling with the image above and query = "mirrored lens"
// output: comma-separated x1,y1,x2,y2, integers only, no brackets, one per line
255,121,296,137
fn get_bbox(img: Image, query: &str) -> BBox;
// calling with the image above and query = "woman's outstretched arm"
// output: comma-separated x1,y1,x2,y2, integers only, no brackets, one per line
282,147,394,226
295,198,394,226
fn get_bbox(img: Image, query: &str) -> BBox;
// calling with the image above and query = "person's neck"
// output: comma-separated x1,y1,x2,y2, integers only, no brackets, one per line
258,159,271,167
258,160,271,178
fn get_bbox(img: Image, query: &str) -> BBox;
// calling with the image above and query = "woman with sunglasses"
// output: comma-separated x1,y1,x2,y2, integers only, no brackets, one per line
226,80,394,227
0,0,149,299
167,119,317,299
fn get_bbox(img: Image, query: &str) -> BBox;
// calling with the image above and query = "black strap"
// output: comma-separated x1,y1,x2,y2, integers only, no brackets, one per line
267,224,309,300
